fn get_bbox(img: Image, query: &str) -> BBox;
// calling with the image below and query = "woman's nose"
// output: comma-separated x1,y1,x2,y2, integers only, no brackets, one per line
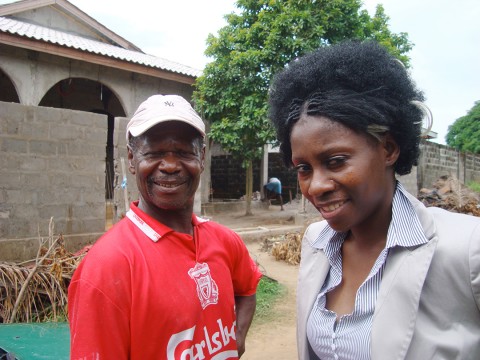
307,172,335,197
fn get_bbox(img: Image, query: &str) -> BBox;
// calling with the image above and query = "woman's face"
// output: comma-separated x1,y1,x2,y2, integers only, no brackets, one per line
290,114,399,233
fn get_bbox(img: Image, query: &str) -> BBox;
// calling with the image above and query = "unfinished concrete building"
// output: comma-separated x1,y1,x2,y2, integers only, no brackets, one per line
0,0,203,260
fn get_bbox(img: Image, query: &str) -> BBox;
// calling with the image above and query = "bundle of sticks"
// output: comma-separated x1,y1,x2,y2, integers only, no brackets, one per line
0,218,90,323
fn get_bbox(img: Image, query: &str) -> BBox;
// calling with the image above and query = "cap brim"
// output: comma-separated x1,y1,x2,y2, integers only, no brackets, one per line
127,116,205,139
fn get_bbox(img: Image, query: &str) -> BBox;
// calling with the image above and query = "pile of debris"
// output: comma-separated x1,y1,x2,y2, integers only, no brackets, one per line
262,232,303,265
0,219,90,323
418,175,480,217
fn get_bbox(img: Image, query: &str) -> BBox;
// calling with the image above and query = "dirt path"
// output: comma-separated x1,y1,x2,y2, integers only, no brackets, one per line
242,241,299,360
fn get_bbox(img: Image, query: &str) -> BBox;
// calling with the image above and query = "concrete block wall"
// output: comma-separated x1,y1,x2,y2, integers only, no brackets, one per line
397,167,418,196
418,141,480,189
0,102,107,260
210,153,297,200
210,156,251,199
465,152,480,183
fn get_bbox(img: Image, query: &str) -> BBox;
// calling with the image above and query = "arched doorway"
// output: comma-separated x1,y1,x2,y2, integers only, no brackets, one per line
0,68,20,103
39,78,125,203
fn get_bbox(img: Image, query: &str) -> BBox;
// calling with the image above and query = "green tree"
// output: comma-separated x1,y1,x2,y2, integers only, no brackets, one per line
194,0,413,215
446,101,480,154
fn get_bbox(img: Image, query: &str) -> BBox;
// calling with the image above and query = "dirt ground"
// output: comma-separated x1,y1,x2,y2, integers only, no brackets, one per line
208,200,320,360
243,240,299,360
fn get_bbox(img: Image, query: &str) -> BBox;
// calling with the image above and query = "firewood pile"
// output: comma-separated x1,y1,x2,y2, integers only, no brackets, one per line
0,218,90,323
418,175,480,217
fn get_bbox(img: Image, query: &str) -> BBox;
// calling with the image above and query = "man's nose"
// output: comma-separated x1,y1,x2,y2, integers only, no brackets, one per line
158,153,180,173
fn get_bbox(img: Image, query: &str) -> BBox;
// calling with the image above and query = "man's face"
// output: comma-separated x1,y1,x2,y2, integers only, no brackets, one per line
128,121,205,218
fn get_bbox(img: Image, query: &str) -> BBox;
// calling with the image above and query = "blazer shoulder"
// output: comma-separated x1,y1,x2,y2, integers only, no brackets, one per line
304,220,328,243
427,206,480,239
426,206,480,307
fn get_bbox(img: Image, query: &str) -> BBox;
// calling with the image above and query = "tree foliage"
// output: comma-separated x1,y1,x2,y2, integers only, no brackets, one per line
446,101,480,154
194,0,413,161
193,0,413,212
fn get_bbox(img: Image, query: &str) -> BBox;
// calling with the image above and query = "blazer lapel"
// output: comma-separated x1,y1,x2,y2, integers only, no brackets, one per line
371,199,438,360
297,232,330,360
298,222,332,323
298,247,330,317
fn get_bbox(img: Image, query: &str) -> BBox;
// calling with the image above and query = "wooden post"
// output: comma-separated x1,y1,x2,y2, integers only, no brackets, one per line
120,157,129,213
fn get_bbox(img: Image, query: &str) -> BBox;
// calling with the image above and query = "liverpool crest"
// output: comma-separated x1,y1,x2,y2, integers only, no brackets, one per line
188,262,219,309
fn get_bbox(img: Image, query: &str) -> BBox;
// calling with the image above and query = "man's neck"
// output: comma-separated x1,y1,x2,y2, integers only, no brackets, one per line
137,201,194,235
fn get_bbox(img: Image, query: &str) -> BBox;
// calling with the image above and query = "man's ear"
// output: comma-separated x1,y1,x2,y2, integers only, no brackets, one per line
127,144,136,175
383,133,400,167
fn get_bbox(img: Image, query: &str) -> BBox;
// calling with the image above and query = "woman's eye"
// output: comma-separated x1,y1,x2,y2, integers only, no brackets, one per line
294,164,311,173
326,156,346,168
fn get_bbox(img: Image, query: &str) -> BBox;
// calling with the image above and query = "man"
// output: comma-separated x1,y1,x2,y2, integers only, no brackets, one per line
263,177,284,211
68,94,262,359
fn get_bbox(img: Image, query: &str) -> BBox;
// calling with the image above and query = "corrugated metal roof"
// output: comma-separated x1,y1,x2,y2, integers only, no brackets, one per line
0,16,202,78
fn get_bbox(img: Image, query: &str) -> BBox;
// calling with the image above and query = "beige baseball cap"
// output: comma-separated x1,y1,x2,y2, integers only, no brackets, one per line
126,94,205,141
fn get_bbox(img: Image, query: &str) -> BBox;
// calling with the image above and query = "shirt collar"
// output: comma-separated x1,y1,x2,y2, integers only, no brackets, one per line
311,181,428,251
387,182,428,248
126,201,209,242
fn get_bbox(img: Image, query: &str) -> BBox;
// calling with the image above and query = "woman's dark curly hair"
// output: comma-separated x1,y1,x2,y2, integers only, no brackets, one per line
268,40,425,175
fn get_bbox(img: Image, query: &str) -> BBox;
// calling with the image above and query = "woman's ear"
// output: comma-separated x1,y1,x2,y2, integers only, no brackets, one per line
383,133,400,167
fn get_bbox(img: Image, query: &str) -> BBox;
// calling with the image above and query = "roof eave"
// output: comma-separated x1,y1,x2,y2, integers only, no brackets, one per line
0,0,55,16
0,32,196,85
0,0,142,52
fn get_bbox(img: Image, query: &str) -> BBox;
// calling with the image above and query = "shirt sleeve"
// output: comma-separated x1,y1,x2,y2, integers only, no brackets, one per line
229,231,262,296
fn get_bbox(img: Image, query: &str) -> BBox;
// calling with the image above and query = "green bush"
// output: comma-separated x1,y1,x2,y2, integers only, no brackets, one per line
254,276,284,320
467,181,480,194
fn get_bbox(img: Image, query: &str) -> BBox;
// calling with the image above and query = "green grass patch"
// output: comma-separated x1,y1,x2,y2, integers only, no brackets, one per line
467,181,480,194
254,276,284,321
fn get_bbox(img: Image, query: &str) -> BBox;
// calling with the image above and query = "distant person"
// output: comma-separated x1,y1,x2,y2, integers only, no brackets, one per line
263,177,284,211
268,40,480,359
68,94,262,359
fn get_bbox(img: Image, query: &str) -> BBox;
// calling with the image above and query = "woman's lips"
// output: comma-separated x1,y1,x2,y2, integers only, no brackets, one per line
320,200,345,213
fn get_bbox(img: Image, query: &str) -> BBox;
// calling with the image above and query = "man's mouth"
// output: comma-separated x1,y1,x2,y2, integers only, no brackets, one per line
149,177,186,189
158,182,180,188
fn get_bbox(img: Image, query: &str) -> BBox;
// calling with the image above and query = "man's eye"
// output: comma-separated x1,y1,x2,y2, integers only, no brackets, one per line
178,151,197,158
144,152,163,158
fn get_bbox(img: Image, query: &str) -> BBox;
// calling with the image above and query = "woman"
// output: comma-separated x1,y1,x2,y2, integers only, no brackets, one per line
268,40,480,360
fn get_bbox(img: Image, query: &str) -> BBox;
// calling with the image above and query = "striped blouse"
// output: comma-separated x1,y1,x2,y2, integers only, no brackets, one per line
306,182,428,360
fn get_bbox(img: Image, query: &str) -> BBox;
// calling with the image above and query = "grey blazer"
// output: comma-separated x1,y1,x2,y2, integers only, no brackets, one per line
297,192,480,360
